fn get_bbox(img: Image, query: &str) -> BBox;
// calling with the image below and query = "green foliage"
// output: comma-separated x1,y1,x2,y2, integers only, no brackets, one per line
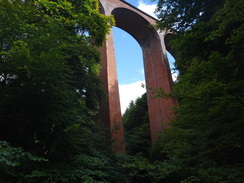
155,0,225,32
145,0,244,182
0,0,125,182
0,141,47,182
123,93,151,157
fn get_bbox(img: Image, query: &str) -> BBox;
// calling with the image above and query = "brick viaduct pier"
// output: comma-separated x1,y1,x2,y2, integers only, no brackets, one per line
98,0,178,152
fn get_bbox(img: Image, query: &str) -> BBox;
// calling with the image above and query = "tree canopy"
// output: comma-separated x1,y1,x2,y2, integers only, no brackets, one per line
156,0,225,32
0,0,127,182
123,93,151,157
155,0,244,181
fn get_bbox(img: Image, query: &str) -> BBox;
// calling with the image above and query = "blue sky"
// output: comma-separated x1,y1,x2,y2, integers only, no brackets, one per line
112,0,176,114
115,0,160,84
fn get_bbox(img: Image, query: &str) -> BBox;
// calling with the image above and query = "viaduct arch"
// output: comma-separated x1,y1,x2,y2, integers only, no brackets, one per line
98,0,178,153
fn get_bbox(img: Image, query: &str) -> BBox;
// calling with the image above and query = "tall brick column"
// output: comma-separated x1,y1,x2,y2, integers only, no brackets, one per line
99,30,125,153
140,32,178,142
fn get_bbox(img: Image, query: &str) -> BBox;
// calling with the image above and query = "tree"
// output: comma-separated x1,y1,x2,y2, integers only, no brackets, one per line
156,0,224,32
0,0,126,182
149,0,244,182
123,93,151,157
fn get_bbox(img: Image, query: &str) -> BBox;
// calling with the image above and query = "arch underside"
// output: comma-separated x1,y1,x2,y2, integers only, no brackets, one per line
112,8,155,45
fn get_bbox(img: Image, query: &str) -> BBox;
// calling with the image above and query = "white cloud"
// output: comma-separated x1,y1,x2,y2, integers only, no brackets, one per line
172,72,178,82
137,0,158,18
119,71,177,115
119,80,146,114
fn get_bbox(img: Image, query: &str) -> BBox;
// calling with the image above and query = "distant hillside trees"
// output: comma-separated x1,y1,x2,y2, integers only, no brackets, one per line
123,93,151,157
